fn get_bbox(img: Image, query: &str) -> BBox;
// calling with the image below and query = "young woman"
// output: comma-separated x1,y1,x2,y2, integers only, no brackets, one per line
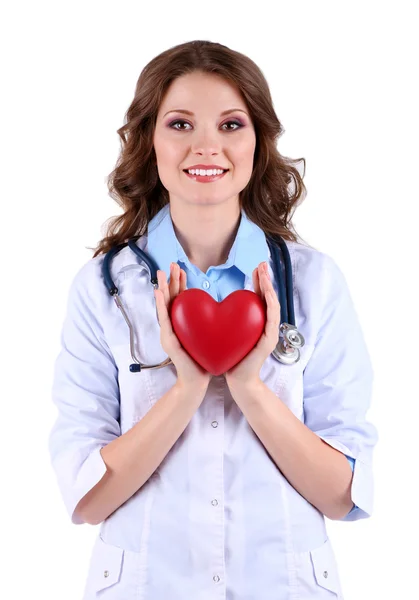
48,40,378,599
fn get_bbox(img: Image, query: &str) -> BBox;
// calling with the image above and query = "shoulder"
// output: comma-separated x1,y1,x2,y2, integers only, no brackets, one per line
68,235,149,304
286,239,345,294
62,257,107,322
285,240,351,344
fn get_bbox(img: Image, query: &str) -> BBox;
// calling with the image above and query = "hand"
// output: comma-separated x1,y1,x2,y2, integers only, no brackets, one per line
154,262,212,391
224,261,281,388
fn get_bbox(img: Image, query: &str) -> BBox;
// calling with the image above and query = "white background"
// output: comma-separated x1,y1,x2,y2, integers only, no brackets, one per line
2,1,417,598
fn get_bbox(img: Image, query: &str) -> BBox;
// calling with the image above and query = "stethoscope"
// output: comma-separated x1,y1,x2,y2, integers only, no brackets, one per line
102,234,305,372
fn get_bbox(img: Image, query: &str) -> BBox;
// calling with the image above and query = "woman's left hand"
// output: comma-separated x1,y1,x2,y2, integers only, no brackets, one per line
224,261,281,387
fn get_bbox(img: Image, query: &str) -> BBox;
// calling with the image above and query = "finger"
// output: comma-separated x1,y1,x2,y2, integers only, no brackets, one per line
154,278,166,312
252,266,261,296
256,263,268,302
260,262,276,296
179,267,187,293
156,291,171,332
263,279,281,335
154,284,174,334
258,263,267,295
266,287,280,325
158,269,170,307
169,262,180,298
257,264,280,322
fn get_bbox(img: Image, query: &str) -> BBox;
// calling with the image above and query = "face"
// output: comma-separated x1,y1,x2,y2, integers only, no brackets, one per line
153,71,256,209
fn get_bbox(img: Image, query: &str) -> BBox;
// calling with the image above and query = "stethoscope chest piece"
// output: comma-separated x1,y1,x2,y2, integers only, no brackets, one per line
272,323,305,365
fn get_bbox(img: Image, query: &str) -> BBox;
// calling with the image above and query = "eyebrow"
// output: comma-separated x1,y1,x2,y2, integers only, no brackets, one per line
163,108,249,118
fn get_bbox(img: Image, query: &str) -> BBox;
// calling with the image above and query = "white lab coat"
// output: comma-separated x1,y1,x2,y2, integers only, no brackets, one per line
48,211,377,599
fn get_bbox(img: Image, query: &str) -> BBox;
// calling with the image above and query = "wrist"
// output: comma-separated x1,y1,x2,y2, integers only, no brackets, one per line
225,376,263,393
175,378,210,396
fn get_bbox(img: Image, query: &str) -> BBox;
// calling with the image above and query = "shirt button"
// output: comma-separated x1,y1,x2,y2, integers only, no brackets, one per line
211,421,218,428
202,280,210,289
104,570,109,578
213,575,220,583
323,571,328,578
211,499,218,506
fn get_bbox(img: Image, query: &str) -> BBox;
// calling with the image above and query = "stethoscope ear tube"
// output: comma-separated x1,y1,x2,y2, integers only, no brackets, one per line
128,239,159,287
102,242,130,295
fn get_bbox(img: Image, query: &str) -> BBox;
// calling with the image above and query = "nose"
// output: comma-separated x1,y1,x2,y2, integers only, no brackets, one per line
190,126,223,155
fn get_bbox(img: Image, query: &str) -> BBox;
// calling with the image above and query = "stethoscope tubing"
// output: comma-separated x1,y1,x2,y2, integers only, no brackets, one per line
102,234,304,371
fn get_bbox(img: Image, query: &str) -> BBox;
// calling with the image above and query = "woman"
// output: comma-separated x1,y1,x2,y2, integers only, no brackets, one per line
48,40,378,599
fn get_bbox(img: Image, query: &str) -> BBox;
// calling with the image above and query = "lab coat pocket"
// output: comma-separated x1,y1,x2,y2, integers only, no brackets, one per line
82,534,124,598
310,538,343,597
295,537,343,598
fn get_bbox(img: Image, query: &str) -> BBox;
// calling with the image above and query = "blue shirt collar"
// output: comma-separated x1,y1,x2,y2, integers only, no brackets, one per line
146,203,269,279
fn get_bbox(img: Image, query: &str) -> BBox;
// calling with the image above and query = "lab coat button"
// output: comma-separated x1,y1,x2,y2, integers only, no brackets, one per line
211,421,218,428
202,280,210,289
211,499,218,506
323,571,328,578
104,570,109,578
213,575,220,583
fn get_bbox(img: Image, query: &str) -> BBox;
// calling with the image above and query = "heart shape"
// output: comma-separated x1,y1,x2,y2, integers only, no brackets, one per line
169,289,267,376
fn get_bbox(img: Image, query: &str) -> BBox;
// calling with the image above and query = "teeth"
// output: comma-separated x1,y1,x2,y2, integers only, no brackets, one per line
187,168,225,176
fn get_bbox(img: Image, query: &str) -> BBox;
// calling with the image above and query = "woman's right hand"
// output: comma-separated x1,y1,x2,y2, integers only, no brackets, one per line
154,262,212,392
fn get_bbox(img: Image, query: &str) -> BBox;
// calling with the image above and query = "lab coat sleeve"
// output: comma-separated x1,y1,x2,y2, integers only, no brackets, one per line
302,254,378,522
48,259,120,525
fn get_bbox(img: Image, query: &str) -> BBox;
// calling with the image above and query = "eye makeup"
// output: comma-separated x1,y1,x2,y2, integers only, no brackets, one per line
166,118,245,131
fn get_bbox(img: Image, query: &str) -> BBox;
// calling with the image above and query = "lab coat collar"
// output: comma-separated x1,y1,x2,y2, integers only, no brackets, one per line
146,203,270,282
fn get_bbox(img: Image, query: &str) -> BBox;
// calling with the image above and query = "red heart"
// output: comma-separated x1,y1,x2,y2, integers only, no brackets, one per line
169,289,267,376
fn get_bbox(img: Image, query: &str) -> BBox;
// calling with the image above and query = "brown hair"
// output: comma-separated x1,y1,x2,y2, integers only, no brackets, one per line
89,40,309,258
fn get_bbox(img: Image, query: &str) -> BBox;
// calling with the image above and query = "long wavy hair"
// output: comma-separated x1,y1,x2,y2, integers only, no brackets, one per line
89,40,310,258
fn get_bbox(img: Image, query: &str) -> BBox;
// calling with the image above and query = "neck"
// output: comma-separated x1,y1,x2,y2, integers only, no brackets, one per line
169,201,242,273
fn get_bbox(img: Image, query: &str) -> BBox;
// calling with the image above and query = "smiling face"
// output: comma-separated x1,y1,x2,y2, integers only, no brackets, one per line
153,71,257,210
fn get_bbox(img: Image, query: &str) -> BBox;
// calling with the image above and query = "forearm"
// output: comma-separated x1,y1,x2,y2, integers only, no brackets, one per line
75,380,208,525
227,378,354,520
